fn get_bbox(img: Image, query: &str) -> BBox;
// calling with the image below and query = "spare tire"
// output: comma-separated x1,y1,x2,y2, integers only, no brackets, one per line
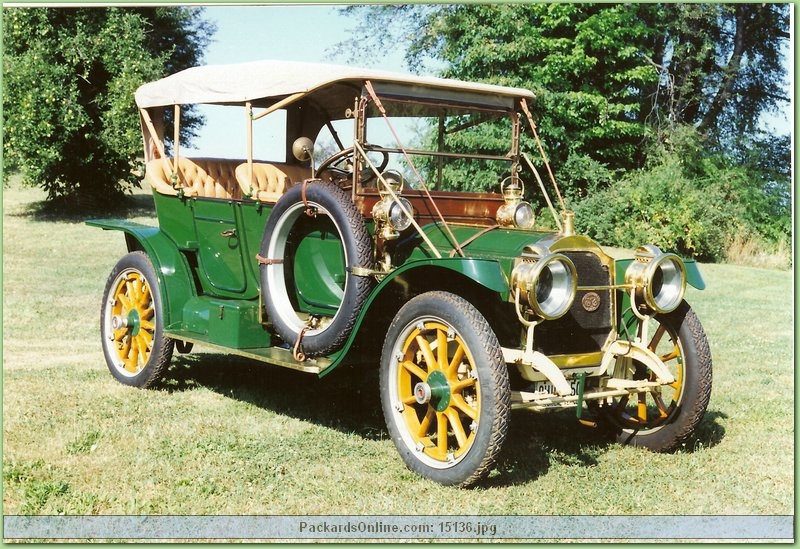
259,180,374,358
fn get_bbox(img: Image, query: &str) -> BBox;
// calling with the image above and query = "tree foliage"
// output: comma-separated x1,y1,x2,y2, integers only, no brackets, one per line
3,7,214,206
338,3,791,259
643,4,789,142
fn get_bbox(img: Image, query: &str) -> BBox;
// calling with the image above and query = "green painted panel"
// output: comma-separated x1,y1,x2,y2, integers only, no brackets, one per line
683,259,706,290
287,214,346,316
405,223,552,262
179,295,269,349
85,218,196,328
191,201,248,294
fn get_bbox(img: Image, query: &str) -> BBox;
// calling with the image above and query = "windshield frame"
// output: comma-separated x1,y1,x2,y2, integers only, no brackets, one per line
351,89,522,200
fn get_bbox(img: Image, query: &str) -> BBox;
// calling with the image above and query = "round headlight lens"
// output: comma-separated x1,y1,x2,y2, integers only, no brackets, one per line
648,255,685,312
512,253,577,320
625,245,686,314
513,203,535,229
388,198,413,232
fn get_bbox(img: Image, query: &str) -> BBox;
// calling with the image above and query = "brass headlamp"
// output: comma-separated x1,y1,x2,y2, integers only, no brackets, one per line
496,176,535,229
372,170,414,240
511,244,577,320
625,244,686,314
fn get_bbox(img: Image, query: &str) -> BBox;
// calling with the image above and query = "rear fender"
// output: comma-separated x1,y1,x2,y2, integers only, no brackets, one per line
87,219,196,327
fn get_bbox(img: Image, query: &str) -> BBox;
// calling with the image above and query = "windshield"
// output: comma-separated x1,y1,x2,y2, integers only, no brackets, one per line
315,97,519,195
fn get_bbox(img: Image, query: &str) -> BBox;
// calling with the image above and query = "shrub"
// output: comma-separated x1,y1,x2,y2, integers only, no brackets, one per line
573,156,745,261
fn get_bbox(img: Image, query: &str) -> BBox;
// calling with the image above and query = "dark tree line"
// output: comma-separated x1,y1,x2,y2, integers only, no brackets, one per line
3,7,214,205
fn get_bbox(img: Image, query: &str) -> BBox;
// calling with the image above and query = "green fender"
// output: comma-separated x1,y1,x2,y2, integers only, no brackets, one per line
320,257,509,376
367,256,510,301
682,259,706,290
86,219,196,328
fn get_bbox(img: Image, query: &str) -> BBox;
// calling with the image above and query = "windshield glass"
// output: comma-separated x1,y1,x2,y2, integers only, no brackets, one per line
313,97,518,195
362,100,515,193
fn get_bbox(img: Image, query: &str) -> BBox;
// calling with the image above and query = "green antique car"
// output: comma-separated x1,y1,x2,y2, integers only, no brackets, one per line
89,60,712,487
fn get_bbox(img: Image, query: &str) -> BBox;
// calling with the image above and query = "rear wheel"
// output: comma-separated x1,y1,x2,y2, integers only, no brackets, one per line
599,301,712,451
100,252,174,388
380,292,511,486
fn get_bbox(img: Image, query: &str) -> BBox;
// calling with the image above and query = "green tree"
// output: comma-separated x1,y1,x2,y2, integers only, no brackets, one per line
341,4,657,184
643,4,789,144
338,3,791,257
3,7,214,206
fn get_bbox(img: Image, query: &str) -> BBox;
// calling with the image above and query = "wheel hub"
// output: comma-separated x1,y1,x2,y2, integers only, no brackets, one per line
111,310,140,336
416,370,451,412
413,382,432,404
110,314,128,331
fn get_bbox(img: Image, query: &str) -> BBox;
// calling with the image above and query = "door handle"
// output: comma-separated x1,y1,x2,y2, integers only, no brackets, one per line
220,228,237,238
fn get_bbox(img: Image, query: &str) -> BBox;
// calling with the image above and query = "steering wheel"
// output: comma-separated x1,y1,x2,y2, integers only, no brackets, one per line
317,146,389,187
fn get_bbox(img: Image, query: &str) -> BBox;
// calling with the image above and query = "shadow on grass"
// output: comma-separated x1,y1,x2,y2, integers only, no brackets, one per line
162,353,387,441
159,352,726,487
7,189,156,223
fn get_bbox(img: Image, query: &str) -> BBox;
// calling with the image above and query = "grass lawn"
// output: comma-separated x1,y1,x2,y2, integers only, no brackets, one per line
2,180,794,524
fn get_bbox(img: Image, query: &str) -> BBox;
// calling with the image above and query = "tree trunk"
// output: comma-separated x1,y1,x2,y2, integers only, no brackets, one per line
697,4,757,133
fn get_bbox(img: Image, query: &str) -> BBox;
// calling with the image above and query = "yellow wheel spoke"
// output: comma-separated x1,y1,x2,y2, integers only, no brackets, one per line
140,306,155,322
436,329,449,370
125,280,138,303
139,319,155,333
660,348,680,362
417,407,435,438
450,393,478,420
450,376,475,393
445,408,468,449
446,340,466,378
400,360,428,382
137,330,153,350
415,334,438,372
436,412,448,456
118,337,131,359
124,340,140,373
637,393,648,422
137,285,151,308
117,293,133,312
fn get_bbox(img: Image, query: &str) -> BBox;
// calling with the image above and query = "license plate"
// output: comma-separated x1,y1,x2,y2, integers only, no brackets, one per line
532,379,579,396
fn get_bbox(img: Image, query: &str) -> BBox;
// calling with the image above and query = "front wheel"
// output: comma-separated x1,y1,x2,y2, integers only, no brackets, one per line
599,301,712,451
100,251,174,388
380,292,511,487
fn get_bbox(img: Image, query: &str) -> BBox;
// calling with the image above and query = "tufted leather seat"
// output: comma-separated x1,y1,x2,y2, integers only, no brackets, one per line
146,158,312,201
145,158,243,199
235,162,312,203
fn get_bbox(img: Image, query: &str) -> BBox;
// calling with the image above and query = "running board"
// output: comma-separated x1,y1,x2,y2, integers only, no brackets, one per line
164,329,332,375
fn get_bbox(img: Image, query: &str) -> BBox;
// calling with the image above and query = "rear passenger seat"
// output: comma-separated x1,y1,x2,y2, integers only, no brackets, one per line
145,158,311,202
145,158,242,199
235,162,311,202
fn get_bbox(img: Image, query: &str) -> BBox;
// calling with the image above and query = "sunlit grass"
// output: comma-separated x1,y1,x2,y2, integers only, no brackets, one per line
2,179,794,520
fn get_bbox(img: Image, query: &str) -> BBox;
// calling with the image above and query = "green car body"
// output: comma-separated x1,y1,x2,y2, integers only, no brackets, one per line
89,61,712,486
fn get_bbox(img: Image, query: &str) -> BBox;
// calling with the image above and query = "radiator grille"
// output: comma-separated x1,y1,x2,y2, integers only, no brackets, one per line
534,251,613,356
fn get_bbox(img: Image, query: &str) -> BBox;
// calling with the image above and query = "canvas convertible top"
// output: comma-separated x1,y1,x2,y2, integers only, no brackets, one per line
134,59,535,109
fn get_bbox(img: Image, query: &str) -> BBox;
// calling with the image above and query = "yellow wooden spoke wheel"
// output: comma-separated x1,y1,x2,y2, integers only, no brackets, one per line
101,252,174,388
600,301,712,452
380,291,510,487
